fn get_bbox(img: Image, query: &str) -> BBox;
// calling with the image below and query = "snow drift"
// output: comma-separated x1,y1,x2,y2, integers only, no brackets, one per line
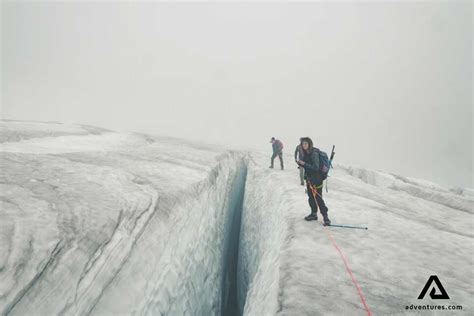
1,121,473,316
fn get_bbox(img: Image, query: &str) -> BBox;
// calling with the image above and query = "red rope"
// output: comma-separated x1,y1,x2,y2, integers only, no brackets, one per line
307,179,372,315
324,227,373,316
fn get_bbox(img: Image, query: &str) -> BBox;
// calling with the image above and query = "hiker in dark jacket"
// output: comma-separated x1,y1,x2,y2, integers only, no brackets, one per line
297,137,331,225
294,138,305,185
269,137,284,170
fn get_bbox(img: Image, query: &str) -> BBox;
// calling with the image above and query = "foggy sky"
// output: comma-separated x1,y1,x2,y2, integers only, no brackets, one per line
1,1,472,187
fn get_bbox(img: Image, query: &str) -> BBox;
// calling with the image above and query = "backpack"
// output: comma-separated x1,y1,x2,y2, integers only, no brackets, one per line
316,149,331,180
276,140,284,150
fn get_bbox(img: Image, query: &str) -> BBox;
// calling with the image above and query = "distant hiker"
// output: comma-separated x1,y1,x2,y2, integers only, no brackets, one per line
294,138,305,185
269,137,284,170
297,137,331,226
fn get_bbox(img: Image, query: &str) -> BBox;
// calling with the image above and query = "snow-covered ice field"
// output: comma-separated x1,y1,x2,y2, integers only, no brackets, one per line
240,153,473,315
1,121,472,315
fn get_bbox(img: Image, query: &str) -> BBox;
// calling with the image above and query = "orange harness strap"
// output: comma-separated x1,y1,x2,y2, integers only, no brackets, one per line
307,180,323,199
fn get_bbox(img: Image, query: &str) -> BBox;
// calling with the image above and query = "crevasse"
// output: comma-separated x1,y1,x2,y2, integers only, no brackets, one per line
86,152,251,316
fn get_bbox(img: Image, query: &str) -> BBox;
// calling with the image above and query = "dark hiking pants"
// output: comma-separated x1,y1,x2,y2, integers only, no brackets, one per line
306,181,329,220
271,152,284,169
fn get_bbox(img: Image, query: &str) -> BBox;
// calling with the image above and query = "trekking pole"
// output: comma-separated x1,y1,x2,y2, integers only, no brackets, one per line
328,224,368,230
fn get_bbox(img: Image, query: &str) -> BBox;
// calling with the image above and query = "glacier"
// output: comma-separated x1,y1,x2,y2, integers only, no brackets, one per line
1,121,473,315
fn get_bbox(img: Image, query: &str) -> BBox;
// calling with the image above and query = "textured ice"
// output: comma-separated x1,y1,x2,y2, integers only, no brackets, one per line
1,121,246,315
1,121,472,316
0,120,108,143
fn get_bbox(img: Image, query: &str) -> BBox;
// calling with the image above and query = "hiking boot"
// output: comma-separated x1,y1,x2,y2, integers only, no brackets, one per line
269,166,274,169
304,213,318,221
323,218,331,226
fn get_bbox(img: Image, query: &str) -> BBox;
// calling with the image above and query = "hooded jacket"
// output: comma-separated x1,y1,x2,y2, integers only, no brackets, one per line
301,138,323,184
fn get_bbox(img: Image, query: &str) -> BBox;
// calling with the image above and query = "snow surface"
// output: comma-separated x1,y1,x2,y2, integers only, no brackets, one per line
1,121,473,316
239,152,473,315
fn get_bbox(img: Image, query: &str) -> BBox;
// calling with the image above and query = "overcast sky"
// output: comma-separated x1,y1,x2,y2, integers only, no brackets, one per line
1,1,472,187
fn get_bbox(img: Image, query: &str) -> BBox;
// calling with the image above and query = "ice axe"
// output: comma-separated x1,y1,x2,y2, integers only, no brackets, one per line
329,145,335,165
326,145,336,192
